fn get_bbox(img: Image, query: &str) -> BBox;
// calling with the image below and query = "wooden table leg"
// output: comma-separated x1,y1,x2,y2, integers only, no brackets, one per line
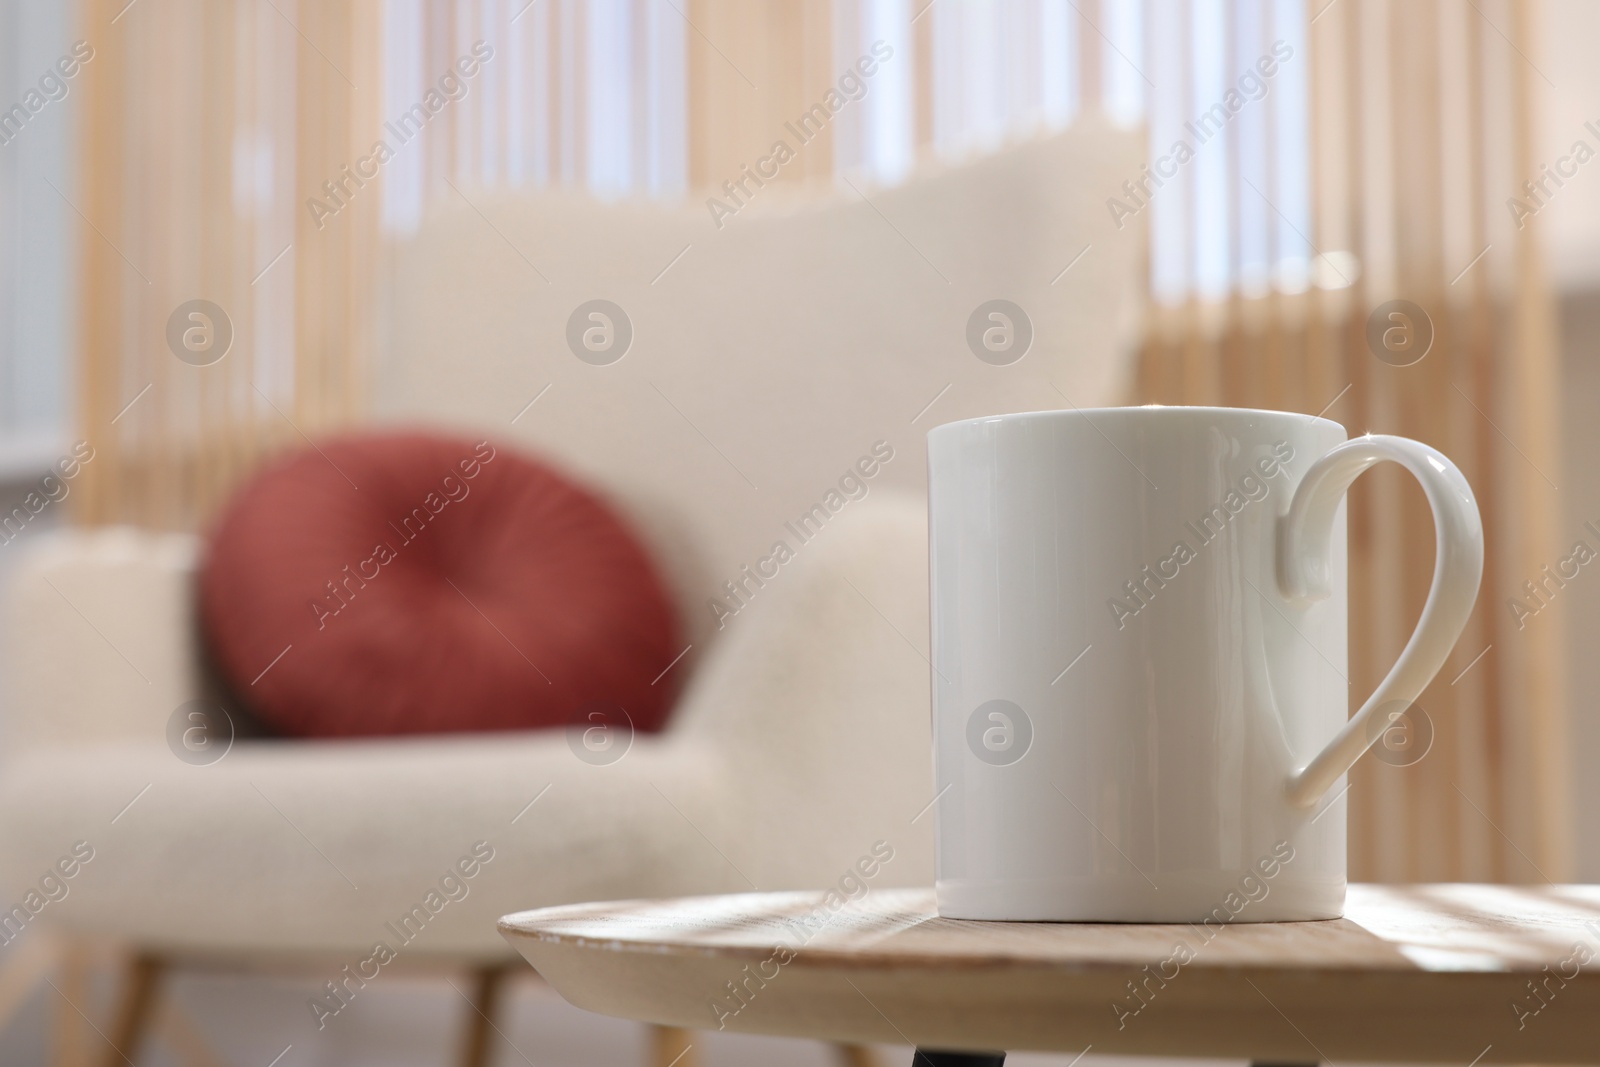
650,1024,697,1067
834,1045,882,1067
911,1052,1005,1066
455,965,509,1067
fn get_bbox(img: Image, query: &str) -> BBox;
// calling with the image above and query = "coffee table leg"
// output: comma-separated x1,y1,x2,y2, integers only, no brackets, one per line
911,1051,1005,1066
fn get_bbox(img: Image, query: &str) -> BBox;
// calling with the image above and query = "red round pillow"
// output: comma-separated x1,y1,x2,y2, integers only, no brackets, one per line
199,431,681,737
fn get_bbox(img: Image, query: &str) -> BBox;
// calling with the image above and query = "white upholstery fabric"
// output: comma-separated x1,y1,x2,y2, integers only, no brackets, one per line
379,123,1146,654
0,499,933,958
3,528,203,753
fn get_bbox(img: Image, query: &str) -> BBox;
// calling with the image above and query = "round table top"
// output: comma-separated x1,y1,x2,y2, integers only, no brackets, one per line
500,884,1600,1064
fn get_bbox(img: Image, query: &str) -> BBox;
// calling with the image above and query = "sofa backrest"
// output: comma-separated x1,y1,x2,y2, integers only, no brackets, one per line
376,122,1147,657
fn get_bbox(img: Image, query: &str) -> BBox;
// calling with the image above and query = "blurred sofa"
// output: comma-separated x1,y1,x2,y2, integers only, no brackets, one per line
0,122,1145,1063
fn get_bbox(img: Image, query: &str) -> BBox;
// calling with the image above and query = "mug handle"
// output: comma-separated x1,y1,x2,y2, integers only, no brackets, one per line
1276,434,1484,809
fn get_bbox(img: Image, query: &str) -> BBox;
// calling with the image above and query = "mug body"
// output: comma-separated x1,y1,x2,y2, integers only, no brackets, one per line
928,406,1349,921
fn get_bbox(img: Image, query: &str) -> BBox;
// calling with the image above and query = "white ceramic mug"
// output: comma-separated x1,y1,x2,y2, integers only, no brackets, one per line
927,406,1483,922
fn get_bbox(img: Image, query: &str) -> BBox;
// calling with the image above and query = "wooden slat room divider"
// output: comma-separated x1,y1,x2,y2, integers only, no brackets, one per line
74,0,682,531
75,0,379,529
1136,0,1569,882
687,0,836,189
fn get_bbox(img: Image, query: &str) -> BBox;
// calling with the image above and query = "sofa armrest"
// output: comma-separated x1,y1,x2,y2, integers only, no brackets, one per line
5,526,206,753
665,494,937,890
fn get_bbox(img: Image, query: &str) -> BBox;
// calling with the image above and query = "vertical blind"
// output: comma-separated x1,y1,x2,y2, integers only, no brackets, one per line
1135,0,1568,884
377,0,687,233
373,0,1315,308
0,0,1322,458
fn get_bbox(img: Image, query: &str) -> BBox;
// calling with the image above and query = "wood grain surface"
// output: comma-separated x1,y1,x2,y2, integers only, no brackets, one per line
501,885,1600,1063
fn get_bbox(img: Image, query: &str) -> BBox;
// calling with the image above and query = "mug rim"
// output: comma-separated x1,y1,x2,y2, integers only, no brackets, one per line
928,404,1345,438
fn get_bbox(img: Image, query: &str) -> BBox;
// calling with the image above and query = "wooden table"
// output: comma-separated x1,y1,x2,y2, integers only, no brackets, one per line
500,884,1600,1065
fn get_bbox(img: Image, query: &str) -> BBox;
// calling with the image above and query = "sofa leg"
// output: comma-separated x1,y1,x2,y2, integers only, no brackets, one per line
835,1044,882,1067
0,929,59,1037
649,1024,697,1067
50,940,95,1067
456,965,510,1067
100,955,163,1067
